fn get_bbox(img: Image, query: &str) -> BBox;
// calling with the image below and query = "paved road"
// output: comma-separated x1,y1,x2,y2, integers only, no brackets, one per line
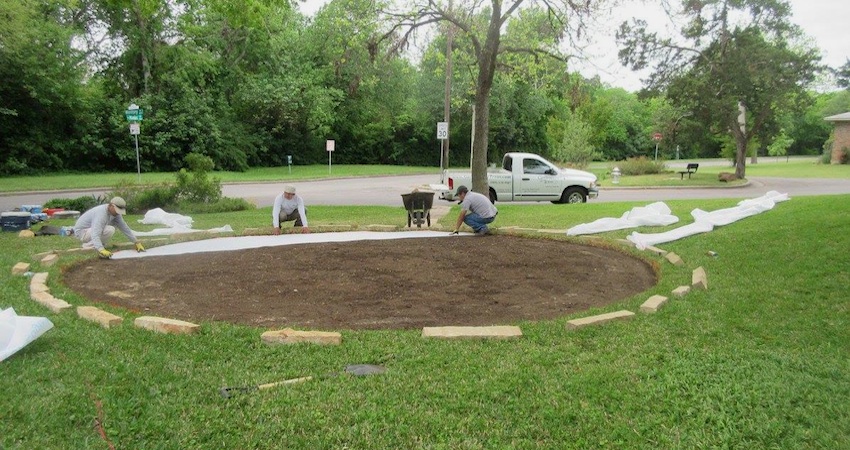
2,173,849,211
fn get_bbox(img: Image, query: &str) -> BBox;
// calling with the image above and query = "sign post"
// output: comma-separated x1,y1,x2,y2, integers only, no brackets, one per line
653,132,662,161
437,122,448,182
125,104,144,182
287,154,292,174
326,140,335,174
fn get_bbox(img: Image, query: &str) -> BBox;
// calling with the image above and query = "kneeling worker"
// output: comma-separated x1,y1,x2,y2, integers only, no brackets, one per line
452,185,497,236
272,185,310,234
73,196,145,259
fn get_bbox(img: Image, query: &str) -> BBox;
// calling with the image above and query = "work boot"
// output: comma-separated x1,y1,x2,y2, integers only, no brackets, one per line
475,228,490,236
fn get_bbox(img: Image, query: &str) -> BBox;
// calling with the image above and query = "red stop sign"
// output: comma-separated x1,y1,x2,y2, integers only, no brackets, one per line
653,132,662,141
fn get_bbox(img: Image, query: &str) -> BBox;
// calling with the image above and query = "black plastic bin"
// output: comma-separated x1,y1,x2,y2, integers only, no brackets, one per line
401,191,435,228
1,212,31,232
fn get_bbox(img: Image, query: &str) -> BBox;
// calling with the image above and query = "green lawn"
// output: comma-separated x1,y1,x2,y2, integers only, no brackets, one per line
3,159,848,193
2,195,849,448
592,159,850,187
0,164,437,193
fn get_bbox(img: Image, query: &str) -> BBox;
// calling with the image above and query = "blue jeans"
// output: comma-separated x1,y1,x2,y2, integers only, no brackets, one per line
464,213,495,233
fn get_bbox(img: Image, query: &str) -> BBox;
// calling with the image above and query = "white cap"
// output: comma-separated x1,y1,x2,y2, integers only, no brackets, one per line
110,197,127,215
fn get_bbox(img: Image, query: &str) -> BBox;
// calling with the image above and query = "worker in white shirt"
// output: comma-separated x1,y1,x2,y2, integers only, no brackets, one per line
272,185,310,234
73,196,145,259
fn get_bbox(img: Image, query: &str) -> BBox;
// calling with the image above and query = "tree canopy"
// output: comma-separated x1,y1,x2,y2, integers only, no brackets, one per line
617,0,821,177
0,0,835,177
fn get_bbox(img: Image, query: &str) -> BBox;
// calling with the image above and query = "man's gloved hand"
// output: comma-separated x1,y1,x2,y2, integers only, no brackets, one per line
98,249,113,259
135,242,145,252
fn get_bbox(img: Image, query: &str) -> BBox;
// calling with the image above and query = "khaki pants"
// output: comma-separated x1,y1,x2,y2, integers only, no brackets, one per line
77,225,116,248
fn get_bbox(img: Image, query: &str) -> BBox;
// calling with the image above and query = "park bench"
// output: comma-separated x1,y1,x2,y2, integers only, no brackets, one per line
678,163,699,179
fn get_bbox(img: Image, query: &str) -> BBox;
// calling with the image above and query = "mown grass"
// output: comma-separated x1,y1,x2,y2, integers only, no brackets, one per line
4,159,848,194
592,159,850,187
0,165,436,193
2,195,849,448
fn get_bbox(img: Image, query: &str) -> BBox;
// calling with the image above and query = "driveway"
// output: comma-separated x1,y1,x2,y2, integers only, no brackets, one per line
2,174,849,211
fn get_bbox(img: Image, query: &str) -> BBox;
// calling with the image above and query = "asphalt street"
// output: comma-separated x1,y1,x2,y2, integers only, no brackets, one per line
2,173,850,211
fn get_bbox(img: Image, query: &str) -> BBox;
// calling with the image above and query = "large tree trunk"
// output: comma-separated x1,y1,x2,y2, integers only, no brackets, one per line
441,21,453,181
734,101,747,178
731,120,748,179
131,0,152,95
735,137,747,179
470,2,501,196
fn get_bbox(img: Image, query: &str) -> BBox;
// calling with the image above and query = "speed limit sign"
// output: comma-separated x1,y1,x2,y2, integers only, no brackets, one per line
437,122,448,140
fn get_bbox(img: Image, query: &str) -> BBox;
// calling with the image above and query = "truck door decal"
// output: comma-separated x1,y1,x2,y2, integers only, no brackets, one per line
517,158,559,199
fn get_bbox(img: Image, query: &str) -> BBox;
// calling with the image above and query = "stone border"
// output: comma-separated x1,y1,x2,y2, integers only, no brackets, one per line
12,225,712,344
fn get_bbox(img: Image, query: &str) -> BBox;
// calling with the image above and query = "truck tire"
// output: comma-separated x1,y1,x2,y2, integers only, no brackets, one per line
560,187,587,204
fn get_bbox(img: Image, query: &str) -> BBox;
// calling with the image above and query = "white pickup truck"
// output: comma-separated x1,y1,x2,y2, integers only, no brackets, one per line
435,152,599,204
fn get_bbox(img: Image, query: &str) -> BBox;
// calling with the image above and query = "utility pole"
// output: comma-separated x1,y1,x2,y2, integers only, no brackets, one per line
440,0,454,183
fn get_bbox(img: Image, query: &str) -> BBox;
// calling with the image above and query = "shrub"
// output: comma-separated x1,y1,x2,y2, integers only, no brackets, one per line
106,179,177,214
130,185,180,213
175,197,254,214
821,133,834,164
43,195,104,212
174,153,222,203
615,156,667,175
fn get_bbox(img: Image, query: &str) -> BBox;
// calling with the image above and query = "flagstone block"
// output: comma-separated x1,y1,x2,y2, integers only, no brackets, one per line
566,310,635,330
421,325,522,339
665,252,684,266
12,262,30,275
77,306,123,328
135,316,200,335
640,295,669,313
261,328,342,345
692,266,708,290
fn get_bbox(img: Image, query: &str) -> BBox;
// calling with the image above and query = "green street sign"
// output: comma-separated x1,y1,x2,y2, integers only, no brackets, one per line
124,108,144,121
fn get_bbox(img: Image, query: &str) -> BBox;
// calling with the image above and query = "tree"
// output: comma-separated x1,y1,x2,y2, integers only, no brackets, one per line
836,59,850,90
306,0,424,165
382,0,601,195
0,0,88,174
767,130,793,161
579,87,654,161
547,107,599,168
618,0,820,178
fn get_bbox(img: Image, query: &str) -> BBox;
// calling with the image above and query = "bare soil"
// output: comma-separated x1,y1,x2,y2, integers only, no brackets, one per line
62,235,657,330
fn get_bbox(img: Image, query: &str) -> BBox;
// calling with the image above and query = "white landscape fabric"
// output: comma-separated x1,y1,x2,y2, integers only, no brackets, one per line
0,307,54,362
566,201,679,236
112,230,468,259
135,208,233,236
627,191,790,249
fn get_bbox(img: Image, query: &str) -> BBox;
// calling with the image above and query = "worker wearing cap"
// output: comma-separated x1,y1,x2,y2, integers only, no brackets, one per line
272,185,310,234
451,185,497,236
73,197,145,259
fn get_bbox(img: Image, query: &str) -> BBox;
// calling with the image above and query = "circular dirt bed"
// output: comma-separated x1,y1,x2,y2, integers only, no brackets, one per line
62,235,657,330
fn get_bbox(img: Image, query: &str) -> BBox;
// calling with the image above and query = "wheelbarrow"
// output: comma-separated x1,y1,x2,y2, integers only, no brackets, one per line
401,191,435,228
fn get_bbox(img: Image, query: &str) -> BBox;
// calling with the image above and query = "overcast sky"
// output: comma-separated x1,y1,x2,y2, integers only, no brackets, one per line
298,0,849,92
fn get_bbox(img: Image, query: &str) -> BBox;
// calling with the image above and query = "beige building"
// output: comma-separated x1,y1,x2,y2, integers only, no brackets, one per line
824,112,850,164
